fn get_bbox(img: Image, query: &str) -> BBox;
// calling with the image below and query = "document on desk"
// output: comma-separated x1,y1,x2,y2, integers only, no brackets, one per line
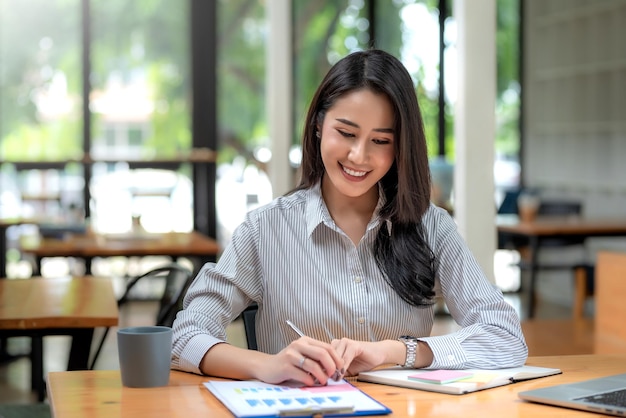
204,378,391,417
358,365,562,395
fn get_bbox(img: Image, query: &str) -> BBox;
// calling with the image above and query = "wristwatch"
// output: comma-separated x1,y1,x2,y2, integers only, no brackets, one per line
399,336,419,368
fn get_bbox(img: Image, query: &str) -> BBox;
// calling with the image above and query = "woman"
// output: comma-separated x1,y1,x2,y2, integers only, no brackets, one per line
171,49,527,386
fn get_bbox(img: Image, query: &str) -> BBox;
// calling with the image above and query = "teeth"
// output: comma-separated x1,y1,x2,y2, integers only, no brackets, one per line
343,166,367,177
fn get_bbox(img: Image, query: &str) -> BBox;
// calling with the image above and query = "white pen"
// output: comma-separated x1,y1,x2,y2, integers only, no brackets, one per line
285,319,344,382
286,319,305,337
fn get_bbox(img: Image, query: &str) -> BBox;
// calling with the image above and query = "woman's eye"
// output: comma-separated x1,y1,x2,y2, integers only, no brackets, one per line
373,138,391,145
337,130,354,138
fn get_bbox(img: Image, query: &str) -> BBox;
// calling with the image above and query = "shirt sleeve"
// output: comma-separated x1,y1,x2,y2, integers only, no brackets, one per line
419,207,528,369
170,214,263,374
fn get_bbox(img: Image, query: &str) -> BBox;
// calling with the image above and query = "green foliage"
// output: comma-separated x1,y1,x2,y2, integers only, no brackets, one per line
293,1,370,144
0,0,520,166
496,0,520,156
0,0,80,155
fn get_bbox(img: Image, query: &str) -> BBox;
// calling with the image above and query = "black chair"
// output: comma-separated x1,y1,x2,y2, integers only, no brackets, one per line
497,188,528,250
88,263,193,370
241,303,259,351
501,198,584,257
497,188,522,215
534,200,584,248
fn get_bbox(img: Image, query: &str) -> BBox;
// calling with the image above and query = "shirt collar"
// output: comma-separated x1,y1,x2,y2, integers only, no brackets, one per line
305,181,390,237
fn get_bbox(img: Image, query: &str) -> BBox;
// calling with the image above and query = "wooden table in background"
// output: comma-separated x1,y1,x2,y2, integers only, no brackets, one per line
20,230,220,275
496,215,626,318
47,354,626,417
0,276,118,401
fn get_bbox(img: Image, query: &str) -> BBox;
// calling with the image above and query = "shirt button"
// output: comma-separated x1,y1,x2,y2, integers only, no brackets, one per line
354,276,362,283
448,354,455,361
358,317,365,324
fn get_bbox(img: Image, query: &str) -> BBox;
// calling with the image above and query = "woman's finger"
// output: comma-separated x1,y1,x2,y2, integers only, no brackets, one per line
290,339,344,384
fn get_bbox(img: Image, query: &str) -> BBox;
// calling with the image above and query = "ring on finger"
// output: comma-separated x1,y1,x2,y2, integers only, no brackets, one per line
298,356,306,368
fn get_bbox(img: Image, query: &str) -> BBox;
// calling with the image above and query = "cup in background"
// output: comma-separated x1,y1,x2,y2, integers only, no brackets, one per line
517,193,540,223
117,325,172,388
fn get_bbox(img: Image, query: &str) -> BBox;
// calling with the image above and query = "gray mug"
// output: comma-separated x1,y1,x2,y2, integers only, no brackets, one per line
117,325,173,388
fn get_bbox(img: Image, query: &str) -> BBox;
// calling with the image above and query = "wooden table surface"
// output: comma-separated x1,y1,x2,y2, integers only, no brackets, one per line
0,276,118,330
19,230,219,275
1,276,119,401
497,215,626,237
20,230,219,258
47,354,626,417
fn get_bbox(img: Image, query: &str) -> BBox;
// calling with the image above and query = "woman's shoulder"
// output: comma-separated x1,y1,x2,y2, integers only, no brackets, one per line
423,202,455,223
421,203,458,237
246,187,311,219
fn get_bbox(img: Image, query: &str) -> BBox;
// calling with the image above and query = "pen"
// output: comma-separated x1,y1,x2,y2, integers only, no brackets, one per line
285,319,343,382
286,319,306,337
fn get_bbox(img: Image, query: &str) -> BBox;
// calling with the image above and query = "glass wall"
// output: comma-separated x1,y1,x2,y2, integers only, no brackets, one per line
0,0,82,161
90,0,190,161
0,0,83,219
89,0,192,234
374,0,443,158
215,0,271,244
0,0,522,271
0,0,193,231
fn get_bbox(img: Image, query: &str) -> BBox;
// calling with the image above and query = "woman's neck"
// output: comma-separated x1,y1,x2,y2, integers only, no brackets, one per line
321,176,379,245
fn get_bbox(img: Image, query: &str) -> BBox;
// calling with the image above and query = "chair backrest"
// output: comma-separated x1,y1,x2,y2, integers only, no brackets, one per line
119,263,194,327
537,200,582,216
241,303,259,350
537,200,584,247
497,188,522,215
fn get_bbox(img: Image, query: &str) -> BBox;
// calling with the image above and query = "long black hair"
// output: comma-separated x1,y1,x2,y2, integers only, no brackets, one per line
296,49,435,307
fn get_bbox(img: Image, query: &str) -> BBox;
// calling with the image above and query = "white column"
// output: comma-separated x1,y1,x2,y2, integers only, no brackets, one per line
266,0,292,197
453,0,496,282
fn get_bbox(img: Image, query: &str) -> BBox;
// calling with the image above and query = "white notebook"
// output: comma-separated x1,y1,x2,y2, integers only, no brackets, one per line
358,365,562,395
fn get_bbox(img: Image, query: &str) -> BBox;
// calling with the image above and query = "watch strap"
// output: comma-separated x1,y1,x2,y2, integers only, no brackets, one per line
399,336,418,368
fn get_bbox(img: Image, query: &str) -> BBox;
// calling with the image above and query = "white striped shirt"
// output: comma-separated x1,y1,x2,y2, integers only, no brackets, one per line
171,183,528,374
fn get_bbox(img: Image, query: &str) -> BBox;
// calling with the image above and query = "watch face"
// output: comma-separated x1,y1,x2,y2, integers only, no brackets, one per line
400,335,418,342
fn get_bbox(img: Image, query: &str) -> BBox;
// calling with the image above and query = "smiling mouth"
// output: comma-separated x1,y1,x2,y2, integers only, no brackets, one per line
341,164,368,177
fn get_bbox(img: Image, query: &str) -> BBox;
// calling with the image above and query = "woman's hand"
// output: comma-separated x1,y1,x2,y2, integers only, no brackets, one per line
254,336,345,386
331,338,434,375
330,338,399,376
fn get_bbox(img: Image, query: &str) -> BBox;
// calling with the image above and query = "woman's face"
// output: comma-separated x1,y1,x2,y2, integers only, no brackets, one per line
319,88,395,200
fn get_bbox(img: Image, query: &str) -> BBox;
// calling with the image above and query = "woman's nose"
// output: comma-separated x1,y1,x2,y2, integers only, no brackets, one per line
348,139,368,164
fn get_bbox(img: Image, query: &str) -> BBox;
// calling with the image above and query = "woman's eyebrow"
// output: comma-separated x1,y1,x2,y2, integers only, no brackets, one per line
335,118,394,133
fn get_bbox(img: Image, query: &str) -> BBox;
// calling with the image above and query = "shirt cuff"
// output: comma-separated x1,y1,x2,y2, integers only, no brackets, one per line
177,333,225,375
419,334,468,369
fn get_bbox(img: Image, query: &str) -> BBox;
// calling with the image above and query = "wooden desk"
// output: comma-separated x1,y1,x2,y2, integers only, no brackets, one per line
47,354,626,417
496,215,626,318
0,276,118,401
595,251,626,354
20,230,219,275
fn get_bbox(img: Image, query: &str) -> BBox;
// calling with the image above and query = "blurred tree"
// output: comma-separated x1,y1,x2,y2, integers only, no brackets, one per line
0,0,520,166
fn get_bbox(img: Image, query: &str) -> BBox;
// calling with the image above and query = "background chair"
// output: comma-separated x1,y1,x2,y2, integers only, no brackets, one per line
88,262,193,370
533,200,583,247
497,188,528,251
241,303,258,351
